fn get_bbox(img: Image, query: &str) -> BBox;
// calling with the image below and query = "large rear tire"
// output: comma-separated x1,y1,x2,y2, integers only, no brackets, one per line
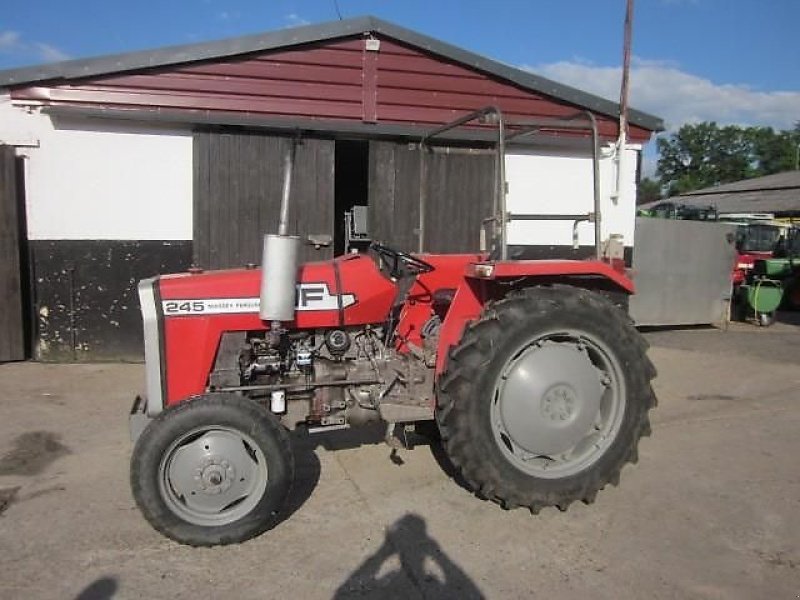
436,285,656,513
131,393,293,546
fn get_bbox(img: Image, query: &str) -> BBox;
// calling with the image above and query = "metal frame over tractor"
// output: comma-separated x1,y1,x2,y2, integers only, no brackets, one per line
130,107,657,546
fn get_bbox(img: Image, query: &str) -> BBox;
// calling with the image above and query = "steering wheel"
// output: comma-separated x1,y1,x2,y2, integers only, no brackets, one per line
370,243,435,278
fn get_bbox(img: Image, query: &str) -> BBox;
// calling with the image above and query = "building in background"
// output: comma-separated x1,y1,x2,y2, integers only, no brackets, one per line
0,16,662,361
674,171,800,220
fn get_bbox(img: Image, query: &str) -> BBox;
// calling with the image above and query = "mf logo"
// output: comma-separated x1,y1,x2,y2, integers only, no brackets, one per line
162,283,356,316
296,283,356,311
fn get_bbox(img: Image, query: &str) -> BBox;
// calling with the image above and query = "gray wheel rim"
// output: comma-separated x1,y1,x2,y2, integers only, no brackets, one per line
490,329,626,479
158,426,268,527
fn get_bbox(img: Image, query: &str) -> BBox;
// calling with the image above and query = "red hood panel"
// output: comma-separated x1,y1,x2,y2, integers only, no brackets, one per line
158,254,398,328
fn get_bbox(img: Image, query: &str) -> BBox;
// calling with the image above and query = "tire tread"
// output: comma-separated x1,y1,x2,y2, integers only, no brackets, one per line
436,284,656,512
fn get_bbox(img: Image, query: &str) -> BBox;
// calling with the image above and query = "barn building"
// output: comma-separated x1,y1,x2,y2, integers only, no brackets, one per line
674,171,800,220
0,16,663,362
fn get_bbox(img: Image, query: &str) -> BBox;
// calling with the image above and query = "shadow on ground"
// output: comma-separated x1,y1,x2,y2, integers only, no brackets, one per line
277,425,469,527
74,577,118,600
333,513,485,599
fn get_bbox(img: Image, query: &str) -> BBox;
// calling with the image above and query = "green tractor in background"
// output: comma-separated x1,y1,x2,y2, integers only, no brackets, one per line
734,228,800,326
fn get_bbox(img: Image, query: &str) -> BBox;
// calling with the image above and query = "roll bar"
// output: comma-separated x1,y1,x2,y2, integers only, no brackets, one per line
418,107,601,260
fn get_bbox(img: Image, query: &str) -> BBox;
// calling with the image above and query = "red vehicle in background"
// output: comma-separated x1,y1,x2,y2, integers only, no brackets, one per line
719,216,789,286
637,205,793,302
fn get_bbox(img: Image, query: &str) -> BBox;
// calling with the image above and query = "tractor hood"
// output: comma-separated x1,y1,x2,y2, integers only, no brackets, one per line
153,253,398,328
139,251,481,410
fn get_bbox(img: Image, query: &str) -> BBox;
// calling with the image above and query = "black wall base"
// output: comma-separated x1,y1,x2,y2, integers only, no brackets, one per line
26,241,629,362
507,244,633,266
30,240,192,362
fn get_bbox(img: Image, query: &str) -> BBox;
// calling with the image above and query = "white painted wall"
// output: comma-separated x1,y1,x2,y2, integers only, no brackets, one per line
505,144,640,248
0,95,193,240
0,94,639,248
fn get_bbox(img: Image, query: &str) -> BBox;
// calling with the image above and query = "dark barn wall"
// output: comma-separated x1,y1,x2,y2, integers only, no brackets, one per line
31,240,192,361
369,141,494,253
194,131,334,269
368,142,421,253
507,244,634,267
0,146,26,361
422,150,495,253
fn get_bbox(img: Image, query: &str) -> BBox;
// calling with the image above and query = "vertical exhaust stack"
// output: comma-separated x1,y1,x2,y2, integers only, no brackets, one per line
260,140,300,323
260,234,299,321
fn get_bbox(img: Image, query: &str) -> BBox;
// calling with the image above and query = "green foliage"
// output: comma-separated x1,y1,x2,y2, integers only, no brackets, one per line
654,122,800,196
636,177,662,205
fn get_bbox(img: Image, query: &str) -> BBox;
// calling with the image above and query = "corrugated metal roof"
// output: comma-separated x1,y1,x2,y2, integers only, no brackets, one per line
656,171,800,215
0,15,663,132
682,170,800,195
11,36,648,141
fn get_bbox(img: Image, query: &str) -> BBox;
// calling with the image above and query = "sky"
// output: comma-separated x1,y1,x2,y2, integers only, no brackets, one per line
1,0,798,158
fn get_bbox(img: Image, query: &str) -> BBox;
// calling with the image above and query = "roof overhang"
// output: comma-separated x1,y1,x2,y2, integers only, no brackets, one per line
0,16,664,133
42,104,625,153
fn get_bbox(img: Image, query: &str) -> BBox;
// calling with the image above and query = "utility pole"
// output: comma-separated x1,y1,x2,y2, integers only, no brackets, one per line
613,0,634,202
619,0,634,142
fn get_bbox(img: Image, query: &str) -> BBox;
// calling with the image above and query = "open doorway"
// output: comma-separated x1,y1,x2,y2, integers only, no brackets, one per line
334,140,369,256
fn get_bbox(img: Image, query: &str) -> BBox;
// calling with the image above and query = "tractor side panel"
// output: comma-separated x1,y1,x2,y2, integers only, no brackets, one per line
394,253,483,351
157,254,399,405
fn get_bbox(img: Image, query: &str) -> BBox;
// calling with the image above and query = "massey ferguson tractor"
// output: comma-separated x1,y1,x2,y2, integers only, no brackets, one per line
129,107,657,546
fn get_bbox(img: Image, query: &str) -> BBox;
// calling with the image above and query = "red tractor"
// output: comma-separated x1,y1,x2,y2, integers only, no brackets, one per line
726,218,788,287
129,108,657,546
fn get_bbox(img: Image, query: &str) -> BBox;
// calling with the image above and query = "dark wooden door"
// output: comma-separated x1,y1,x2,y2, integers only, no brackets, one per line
194,132,334,269
0,145,25,362
368,141,495,254
368,141,421,253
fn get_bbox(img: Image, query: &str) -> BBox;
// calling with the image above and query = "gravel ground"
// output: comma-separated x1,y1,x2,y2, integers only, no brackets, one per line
0,317,798,599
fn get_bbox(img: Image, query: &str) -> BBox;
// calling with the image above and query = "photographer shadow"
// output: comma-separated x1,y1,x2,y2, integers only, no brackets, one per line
333,513,484,600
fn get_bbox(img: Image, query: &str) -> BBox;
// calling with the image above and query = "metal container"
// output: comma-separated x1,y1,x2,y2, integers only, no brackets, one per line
746,280,783,314
260,234,300,322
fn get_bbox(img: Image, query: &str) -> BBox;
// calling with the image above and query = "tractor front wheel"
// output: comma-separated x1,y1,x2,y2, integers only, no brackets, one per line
436,285,656,513
131,393,293,546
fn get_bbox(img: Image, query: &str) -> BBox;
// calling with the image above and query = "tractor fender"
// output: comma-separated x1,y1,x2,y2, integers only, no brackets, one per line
465,260,635,294
434,261,635,375
435,279,485,375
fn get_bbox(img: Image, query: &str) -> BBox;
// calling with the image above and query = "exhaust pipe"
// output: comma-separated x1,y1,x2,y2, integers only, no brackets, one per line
260,234,299,322
277,140,295,238
260,140,300,323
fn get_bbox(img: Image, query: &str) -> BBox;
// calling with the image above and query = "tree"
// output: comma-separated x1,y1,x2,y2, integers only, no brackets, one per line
656,122,753,196
750,126,800,174
637,177,661,205
655,122,800,196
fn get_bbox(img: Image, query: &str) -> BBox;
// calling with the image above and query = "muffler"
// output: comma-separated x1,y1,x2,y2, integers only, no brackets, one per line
260,233,299,321
260,139,300,323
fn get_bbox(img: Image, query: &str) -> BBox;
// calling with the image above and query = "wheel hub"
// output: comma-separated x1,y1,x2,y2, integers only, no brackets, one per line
497,342,605,457
195,458,236,495
541,384,578,422
159,427,268,526
489,328,626,479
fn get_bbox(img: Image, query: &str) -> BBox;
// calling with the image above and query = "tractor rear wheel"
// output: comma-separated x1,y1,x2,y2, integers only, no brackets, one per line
436,285,656,513
131,393,293,546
